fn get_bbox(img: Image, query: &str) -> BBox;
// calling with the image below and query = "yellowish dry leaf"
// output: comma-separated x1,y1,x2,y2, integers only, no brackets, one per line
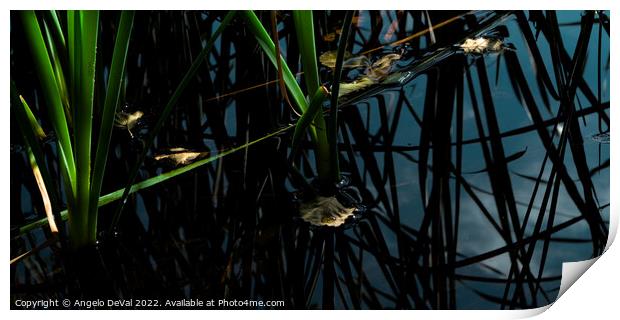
338,77,376,97
115,110,144,138
299,196,356,227
31,162,57,234
154,148,210,166
460,37,505,54
367,53,401,80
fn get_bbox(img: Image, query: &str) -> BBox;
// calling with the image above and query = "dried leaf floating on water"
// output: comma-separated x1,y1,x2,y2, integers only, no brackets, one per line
367,53,402,80
319,51,372,70
331,53,402,98
154,148,210,166
114,110,144,138
344,56,372,69
319,49,402,98
338,77,376,97
460,37,506,54
299,196,356,227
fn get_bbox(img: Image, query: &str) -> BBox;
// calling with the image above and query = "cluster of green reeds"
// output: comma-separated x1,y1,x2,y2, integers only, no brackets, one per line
12,11,135,248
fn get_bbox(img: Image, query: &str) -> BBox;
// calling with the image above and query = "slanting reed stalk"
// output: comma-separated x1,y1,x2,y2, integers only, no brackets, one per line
17,10,135,248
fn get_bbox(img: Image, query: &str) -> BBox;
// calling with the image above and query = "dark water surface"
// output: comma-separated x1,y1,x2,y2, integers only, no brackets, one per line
11,10,610,309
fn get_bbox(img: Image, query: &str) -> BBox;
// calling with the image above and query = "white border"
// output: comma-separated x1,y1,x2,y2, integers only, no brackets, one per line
1,0,618,10
3,1,618,319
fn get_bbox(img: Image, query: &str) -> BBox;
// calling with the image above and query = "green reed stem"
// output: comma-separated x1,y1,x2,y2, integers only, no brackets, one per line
89,11,134,245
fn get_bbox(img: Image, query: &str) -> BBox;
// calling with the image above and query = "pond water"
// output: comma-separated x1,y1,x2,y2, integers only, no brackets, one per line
11,10,610,310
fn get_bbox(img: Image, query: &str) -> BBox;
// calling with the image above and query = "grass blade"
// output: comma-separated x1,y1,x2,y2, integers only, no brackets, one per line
19,10,76,198
292,11,320,95
72,10,99,246
11,83,61,234
27,148,58,234
289,86,329,163
89,11,134,243
41,15,71,123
